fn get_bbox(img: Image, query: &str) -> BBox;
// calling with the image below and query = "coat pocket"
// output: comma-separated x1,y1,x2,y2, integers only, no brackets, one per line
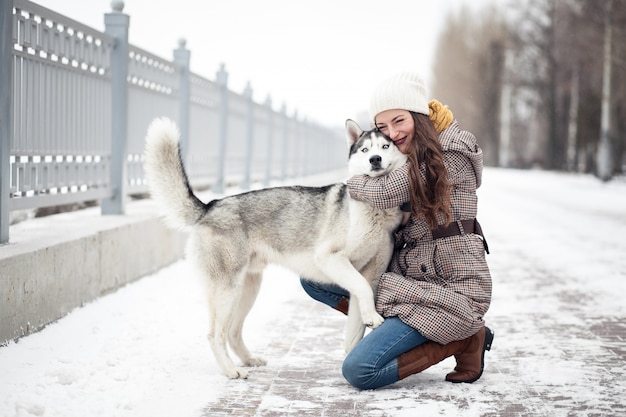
402,242,438,282
433,235,486,282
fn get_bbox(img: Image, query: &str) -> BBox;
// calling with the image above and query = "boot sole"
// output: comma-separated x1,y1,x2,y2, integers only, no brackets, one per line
446,326,494,384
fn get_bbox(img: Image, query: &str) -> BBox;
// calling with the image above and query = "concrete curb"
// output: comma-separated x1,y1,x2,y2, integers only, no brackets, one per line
0,199,187,344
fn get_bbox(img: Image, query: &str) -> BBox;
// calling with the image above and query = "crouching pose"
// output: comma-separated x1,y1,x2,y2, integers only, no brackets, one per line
302,72,493,389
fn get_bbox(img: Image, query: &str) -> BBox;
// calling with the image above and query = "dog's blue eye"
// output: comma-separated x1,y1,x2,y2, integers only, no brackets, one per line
361,148,368,153
383,144,389,149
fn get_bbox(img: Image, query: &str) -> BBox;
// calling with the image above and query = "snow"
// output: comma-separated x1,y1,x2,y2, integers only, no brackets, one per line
1,167,625,416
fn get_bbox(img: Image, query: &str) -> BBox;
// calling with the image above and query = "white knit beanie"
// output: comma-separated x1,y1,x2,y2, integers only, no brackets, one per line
369,72,429,121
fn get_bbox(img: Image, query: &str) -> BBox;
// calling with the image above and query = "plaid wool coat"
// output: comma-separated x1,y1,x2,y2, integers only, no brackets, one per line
347,120,492,344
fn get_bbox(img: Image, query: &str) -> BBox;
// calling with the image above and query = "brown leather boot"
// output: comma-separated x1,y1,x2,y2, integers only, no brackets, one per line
397,339,465,380
446,326,494,383
397,326,494,383
333,297,349,315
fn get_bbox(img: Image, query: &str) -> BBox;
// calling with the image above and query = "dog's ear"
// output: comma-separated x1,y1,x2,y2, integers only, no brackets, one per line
345,119,363,146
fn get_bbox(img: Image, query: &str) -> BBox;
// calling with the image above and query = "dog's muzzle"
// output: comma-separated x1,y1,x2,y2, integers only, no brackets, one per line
369,155,382,170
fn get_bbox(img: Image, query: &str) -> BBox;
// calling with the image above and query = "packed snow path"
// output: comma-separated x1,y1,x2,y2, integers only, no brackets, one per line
1,167,625,416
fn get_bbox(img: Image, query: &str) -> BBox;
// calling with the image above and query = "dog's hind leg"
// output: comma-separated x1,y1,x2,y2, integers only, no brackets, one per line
228,271,267,368
207,282,250,379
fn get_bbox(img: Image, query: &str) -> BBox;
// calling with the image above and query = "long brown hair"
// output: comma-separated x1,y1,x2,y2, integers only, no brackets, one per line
405,112,452,229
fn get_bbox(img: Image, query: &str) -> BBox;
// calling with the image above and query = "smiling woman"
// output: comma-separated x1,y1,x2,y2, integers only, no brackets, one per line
301,71,493,390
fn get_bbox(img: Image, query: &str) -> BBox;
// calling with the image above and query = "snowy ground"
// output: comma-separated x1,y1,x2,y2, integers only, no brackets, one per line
1,167,625,417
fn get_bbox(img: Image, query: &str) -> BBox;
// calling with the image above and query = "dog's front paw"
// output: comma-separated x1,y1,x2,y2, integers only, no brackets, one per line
225,367,249,379
363,312,384,329
244,356,267,367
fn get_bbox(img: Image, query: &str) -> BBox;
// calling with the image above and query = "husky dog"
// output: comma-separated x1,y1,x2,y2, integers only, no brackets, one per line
144,118,407,379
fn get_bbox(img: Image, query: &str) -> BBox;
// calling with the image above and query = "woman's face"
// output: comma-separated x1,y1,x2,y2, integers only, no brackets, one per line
374,109,415,154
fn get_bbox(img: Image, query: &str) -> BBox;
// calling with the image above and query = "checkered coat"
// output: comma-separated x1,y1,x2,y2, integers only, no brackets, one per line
347,120,492,344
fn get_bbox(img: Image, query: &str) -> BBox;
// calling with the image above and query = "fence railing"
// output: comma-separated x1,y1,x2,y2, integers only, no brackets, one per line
0,0,345,244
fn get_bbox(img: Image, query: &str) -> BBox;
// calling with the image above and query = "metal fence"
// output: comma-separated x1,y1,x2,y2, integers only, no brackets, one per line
0,0,345,244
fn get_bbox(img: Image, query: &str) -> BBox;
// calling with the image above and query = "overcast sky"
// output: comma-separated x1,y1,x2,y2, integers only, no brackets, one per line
36,0,493,128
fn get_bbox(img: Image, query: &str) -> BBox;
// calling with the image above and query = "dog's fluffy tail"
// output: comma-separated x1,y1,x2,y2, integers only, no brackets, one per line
144,117,206,229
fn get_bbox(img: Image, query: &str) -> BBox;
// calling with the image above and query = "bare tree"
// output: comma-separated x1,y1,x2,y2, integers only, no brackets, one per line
432,0,626,176
597,0,613,180
431,4,507,167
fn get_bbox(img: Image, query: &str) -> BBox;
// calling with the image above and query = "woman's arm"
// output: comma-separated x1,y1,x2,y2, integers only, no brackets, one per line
347,162,411,210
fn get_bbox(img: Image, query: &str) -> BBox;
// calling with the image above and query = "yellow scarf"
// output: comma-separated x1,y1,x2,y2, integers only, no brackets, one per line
428,99,454,133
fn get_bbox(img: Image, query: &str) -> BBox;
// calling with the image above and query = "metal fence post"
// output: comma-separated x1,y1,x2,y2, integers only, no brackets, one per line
173,38,190,165
213,63,228,194
281,103,288,181
300,117,307,177
0,0,13,244
263,96,273,187
102,1,129,215
291,110,298,179
240,82,253,190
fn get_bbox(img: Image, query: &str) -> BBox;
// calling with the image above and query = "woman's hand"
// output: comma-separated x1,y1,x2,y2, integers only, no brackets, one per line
428,99,454,133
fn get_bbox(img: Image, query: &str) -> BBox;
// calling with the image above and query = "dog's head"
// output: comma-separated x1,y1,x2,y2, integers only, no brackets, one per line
345,119,407,177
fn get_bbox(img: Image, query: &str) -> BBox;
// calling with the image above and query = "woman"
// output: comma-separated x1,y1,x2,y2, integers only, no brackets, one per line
301,72,493,390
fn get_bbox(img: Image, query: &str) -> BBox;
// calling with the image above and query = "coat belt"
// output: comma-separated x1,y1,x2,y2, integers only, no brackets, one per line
431,218,490,254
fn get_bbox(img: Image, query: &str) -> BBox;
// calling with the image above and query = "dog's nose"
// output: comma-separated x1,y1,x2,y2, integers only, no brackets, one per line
369,155,382,165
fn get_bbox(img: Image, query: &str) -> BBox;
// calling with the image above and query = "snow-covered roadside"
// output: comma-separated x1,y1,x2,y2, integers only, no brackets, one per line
1,167,625,417
1,260,318,417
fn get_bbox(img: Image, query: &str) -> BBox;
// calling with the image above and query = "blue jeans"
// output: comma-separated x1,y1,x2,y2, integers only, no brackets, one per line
300,279,429,390
300,279,350,308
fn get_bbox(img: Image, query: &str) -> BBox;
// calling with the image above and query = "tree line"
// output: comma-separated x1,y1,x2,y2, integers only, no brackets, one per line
431,0,625,181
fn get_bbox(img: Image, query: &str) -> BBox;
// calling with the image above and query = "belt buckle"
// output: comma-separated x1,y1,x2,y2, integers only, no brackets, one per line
457,220,465,235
